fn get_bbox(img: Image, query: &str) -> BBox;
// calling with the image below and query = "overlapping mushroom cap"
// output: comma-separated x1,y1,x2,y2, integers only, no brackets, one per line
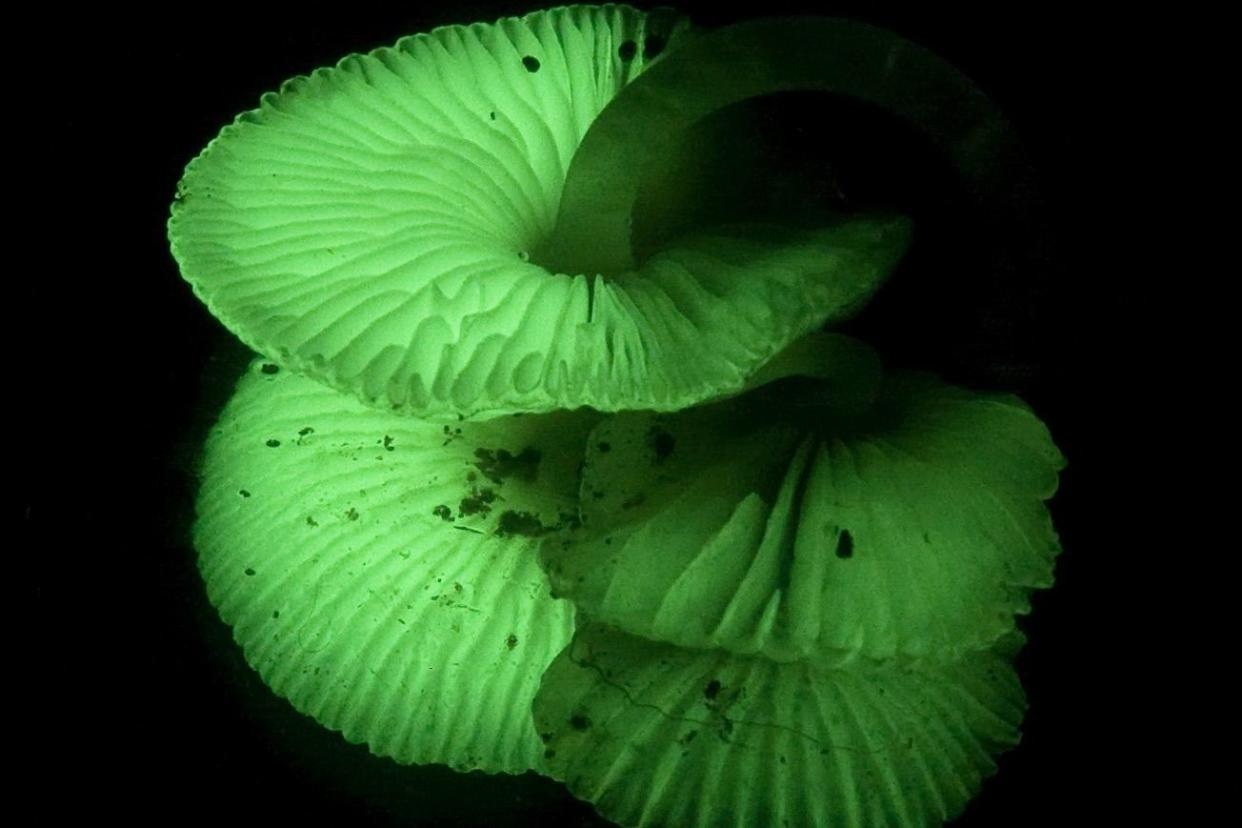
195,359,594,772
169,4,910,418
531,339,1062,826
534,623,1028,828
540,357,1064,665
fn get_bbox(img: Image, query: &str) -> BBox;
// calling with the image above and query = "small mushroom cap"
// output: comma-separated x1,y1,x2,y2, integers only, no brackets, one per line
168,5,910,419
534,621,1026,828
541,364,1064,664
194,358,595,772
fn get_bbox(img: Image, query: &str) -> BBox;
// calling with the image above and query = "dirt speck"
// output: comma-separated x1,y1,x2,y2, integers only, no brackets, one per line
835,529,854,559
474,446,542,484
647,426,675,463
458,487,497,518
495,510,548,538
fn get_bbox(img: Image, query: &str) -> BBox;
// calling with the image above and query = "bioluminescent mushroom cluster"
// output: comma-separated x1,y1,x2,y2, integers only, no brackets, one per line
168,5,1063,826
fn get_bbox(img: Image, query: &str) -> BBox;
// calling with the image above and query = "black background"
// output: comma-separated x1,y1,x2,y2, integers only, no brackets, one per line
25,2,1141,824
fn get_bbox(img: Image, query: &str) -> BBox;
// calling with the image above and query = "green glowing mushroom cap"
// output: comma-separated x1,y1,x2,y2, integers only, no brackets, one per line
541,351,1064,664
195,360,595,772
168,4,914,419
534,623,1027,828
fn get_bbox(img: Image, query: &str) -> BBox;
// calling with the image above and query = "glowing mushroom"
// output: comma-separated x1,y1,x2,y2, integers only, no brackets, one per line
541,336,1064,665
167,4,912,419
194,358,596,772
170,5,1063,827
535,338,1063,826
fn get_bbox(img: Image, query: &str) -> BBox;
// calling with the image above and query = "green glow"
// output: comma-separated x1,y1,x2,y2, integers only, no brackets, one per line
534,623,1026,828
540,365,1064,664
173,5,1063,827
196,359,593,772
167,4,909,419
169,5,691,419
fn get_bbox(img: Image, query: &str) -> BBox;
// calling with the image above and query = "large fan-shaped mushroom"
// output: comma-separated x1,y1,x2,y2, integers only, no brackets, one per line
168,5,915,419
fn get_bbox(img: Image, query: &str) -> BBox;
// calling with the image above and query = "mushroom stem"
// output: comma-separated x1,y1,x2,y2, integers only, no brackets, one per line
539,16,1032,276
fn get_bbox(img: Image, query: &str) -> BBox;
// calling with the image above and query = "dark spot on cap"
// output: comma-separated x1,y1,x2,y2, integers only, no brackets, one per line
836,529,854,559
643,35,666,60
569,713,591,731
298,426,314,436
597,441,611,453
495,510,548,538
272,610,280,619
244,567,256,576
265,438,281,448
432,504,454,522
647,427,675,463
383,434,394,451
922,532,931,544
260,363,279,374
618,40,637,61
238,489,250,498
543,748,556,759
489,110,497,120
522,55,541,72
540,732,553,744
345,507,359,521
506,633,519,650
458,487,496,518
704,679,721,700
